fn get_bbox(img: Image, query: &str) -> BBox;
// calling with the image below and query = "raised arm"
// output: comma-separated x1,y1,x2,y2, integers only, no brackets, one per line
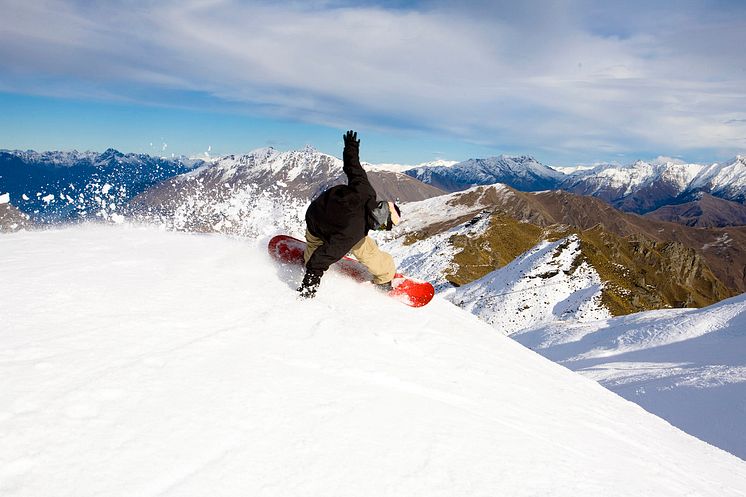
342,130,376,200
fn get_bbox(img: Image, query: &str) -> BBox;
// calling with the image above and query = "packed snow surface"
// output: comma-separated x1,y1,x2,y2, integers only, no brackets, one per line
2,225,746,496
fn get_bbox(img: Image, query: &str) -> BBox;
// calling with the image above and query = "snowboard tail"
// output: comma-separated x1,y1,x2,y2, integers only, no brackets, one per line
268,234,434,307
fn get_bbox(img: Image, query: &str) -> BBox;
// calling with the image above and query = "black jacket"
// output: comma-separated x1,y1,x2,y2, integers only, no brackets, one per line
305,141,378,275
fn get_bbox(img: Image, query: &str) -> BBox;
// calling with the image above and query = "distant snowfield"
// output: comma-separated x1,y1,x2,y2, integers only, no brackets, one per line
2,225,746,496
513,297,746,460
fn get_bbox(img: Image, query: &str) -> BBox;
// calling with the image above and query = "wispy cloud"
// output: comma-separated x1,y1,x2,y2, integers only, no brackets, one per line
1,0,745,160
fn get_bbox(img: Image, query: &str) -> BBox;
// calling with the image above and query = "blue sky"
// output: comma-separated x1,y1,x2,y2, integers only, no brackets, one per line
1,0,745,166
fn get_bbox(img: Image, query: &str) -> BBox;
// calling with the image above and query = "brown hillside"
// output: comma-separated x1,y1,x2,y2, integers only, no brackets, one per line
367,171,446,202
442,186,746,294
441,210,730,315
644,193,746,227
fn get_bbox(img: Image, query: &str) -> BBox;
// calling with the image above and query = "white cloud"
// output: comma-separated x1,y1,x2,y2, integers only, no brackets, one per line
1,0,745,159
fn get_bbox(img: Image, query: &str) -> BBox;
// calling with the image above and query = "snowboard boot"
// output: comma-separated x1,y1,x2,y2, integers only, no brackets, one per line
375,280,393,293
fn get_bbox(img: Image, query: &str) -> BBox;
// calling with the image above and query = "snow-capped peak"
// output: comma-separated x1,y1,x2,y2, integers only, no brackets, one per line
406,155,564,192
689,156,746,198
651,155,687,166
182,146,343,187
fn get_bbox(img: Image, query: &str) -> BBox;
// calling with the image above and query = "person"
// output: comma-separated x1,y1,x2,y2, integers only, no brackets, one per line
298,130,401,299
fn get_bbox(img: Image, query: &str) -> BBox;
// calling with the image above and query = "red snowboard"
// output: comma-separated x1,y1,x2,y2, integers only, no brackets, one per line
268,234,435,308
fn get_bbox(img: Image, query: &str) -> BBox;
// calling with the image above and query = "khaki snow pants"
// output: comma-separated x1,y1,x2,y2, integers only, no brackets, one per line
304,229,396,284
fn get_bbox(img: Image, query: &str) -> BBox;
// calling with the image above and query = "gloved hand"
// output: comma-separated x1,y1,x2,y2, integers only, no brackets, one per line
343,130,359,148
297,270,322,299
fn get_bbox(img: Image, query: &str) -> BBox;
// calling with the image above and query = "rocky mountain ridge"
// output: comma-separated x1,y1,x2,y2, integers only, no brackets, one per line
437,185,746,294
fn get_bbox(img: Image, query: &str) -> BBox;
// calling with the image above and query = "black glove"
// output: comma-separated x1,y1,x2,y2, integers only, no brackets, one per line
343,130,359,148
297,270,322,299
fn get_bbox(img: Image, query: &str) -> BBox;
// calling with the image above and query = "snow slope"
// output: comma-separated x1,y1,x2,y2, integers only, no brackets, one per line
447,236,611,334
2,225,746,496
512,294,746,460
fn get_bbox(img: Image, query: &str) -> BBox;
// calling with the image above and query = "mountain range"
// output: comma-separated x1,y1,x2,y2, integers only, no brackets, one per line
383,185,740,311
4,146,746,310
4,147,746,227
407,155,746,226
405,155,565,192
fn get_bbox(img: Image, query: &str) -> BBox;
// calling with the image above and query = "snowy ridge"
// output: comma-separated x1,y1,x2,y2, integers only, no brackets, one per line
553,164,597,175
182,147,281,179
380,207,499,292
183,146,341,184
568,156,746,196
1,225,745,496
561,155,746,207
566,159,705,196
3,149,97,166
512,292,746,459
447,235,610,334
560,156,746,199
407,153,746,216
1,148,200,168
690,155,746,199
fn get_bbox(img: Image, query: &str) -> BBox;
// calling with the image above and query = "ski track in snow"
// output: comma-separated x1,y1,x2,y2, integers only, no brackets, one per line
1,225,746,496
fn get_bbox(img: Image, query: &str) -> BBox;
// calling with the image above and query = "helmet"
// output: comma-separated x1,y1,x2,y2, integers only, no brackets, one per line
370,201,401,231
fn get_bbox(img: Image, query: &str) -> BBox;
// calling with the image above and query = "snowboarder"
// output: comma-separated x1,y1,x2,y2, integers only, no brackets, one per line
298,130,401,299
